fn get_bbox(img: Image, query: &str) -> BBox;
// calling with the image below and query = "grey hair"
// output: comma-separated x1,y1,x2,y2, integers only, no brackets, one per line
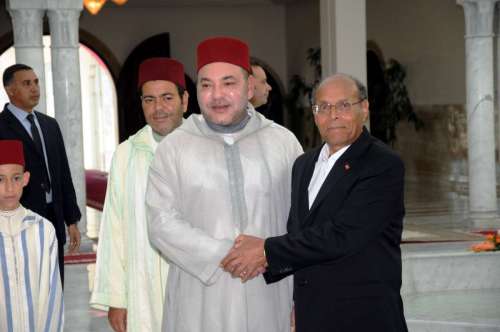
316,73,368,100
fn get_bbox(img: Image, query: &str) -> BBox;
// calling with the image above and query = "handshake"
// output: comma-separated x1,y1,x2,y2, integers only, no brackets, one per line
220,234,268,282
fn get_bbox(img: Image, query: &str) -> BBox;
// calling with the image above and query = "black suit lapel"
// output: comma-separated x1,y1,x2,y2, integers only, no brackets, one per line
306,127,373,218
307,158,348,215
35,112,51,152
1,106,40,154
297,146,321,221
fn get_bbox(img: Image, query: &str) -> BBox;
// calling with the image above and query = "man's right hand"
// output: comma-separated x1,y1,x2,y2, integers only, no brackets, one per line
108,307,127,332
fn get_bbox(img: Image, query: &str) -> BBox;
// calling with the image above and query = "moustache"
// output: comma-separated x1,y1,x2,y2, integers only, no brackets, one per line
152,110,171,118
208,98,231,108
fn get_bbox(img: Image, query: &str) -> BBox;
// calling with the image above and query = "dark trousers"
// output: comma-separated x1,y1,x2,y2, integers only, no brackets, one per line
45,203,65,286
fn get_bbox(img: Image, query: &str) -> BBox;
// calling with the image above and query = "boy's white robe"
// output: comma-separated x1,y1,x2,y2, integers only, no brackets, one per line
0,206,63,332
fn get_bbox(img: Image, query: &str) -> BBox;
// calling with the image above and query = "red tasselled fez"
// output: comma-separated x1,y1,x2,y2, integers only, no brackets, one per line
137,57,186,89
0,140,25,167
197,36,251,73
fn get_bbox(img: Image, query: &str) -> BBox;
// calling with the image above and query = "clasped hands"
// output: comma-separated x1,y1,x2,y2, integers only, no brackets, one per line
220,234,267,283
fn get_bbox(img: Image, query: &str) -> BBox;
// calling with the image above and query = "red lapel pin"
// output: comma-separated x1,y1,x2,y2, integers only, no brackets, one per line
344,162,350,171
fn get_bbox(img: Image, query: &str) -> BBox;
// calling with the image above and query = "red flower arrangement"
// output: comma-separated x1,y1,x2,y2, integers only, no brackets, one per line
471,231,500,252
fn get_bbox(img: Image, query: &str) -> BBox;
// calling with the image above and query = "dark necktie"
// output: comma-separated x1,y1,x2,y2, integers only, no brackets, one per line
27,113,51,193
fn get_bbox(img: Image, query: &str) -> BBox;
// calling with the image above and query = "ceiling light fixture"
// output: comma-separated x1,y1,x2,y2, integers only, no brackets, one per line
83,0,128,15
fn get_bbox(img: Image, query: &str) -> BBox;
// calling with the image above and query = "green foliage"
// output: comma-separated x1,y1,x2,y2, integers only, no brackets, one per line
383,59,424,144
285,47,321,149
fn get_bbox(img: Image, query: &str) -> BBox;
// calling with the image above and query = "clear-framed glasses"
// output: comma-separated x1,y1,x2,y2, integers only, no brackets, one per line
141,94,175,105
312,99,364,116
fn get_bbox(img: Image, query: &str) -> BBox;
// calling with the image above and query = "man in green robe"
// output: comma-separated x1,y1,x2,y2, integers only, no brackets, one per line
91,58,188,332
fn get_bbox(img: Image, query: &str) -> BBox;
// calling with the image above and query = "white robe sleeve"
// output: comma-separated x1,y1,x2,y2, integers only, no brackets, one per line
91,146,128,309
146,149,233,286
42,229,64,332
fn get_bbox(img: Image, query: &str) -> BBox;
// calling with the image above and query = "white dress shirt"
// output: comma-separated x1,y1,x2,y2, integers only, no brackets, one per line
308,143,349,208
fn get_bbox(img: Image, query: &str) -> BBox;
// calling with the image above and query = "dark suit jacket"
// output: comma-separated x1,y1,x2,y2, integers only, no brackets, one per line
0,104,81,244
265,127,408,332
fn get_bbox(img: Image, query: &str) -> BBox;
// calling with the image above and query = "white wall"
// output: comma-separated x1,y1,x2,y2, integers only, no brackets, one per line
79,4,287,83
282,0,467,106
285,0,320,84
366,0,466,105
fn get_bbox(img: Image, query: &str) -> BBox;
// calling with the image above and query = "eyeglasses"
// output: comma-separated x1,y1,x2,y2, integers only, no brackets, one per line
312,99,364,116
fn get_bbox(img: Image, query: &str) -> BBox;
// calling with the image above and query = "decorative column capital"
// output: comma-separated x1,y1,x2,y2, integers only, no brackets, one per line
457,0,499,37
46,0,83,10
6,0,45,10
47,9,81,48
7,8,44,47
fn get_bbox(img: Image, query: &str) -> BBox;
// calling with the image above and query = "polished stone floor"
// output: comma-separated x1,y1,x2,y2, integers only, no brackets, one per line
405,289,500,327
65,264,110,331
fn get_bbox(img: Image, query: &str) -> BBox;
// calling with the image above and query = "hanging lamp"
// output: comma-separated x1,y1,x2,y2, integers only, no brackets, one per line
83,0,128,15
83,0,107,15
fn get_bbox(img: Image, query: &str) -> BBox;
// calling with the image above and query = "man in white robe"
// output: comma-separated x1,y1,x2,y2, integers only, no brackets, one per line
0,140,63,332
147,37,303,332
90,58,188,332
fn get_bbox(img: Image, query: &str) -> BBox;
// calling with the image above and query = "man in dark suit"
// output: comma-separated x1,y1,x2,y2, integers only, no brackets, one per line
0,64,81,284
221,74,408,332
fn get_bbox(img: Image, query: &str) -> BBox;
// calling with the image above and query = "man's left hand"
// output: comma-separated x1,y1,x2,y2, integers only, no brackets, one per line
220,234,267,282
67,224,81,253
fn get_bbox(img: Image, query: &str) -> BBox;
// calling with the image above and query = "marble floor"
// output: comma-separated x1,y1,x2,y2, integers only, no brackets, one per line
65,264,109,331
62,174,500,331
405,289,500,328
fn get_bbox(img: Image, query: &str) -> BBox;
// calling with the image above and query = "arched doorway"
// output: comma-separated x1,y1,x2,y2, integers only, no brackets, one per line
116,32,199,141
366,44,388,143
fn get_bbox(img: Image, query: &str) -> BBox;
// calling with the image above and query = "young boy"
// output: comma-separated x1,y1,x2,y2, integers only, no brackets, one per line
0,140,63,331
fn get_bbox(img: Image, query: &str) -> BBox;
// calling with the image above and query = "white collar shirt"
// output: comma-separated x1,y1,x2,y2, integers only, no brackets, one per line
308,143,349,209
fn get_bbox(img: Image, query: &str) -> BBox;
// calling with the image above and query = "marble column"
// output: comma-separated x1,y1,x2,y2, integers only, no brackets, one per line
495,5,500,182
7,0,47,114
47,0,86,232
319,0,367,86
458,0,500,228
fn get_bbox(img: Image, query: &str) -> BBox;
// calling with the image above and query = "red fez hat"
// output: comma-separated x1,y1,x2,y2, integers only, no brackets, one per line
138,57,186,89
197,36,251,73
0,140,25,167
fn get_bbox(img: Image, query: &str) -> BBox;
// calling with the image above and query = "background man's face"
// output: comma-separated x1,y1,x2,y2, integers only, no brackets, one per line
0,164,29,211
314,78,368,154
197,62,254,126
141,80,188,136
5,70,40,112
250,65,272,108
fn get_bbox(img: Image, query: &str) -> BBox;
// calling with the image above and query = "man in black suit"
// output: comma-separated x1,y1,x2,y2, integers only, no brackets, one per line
221,74,408,332
0,64,81,284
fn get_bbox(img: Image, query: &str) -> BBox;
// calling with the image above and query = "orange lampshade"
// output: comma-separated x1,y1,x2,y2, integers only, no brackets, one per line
83,0,107,15
111,0,128,5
